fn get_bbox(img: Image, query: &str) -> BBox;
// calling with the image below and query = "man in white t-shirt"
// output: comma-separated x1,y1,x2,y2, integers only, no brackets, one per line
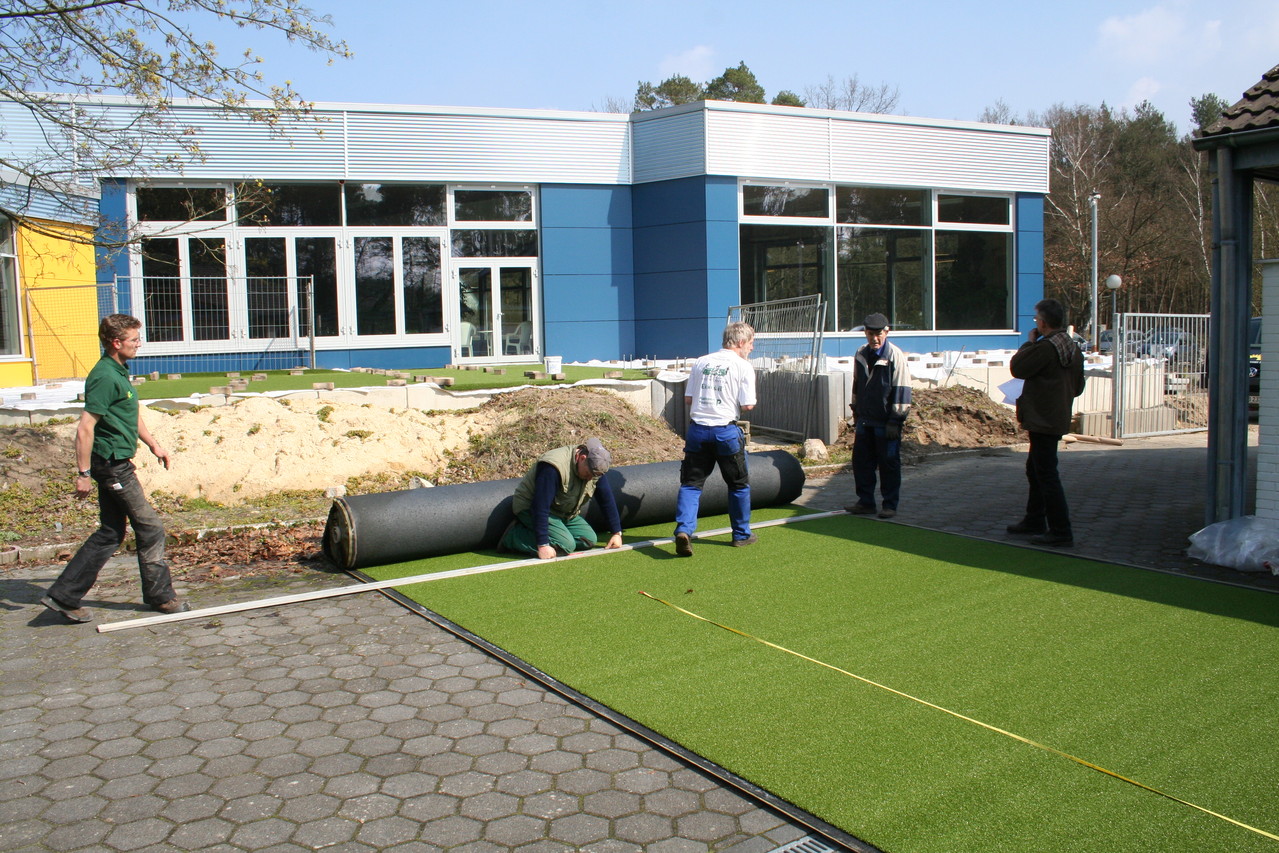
673,322,757,556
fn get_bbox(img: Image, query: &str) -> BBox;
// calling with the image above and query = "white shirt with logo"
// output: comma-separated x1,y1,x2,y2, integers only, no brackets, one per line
687,349,756,426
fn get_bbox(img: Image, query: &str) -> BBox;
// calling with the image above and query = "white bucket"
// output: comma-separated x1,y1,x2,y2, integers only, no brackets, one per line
544,356,562,374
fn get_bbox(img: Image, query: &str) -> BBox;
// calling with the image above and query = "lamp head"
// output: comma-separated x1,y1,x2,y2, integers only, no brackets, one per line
1105,274,1122,291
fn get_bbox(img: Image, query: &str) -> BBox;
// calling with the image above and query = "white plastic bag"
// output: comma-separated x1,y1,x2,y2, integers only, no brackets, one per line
1186,516,1279,573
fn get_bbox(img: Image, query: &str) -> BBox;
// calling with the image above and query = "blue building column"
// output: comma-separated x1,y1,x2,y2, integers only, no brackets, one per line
539,184,634,362
633,176,738,358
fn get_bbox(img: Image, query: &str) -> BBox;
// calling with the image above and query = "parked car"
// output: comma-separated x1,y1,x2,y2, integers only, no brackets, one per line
1138,328,1199,364
1097,329,1116,354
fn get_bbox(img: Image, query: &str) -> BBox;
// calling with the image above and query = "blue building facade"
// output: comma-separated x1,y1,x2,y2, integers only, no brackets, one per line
1,97,1051,375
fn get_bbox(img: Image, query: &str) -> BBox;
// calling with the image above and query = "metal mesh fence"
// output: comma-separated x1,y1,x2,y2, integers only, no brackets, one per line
728,294,827,373
24,283,116,382
727,295,827,440
122,275,316,370
1113,312,1210,437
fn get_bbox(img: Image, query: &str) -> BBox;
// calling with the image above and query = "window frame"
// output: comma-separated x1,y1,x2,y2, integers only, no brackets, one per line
739,181,833,225
125,180,540,355
737,180,1017,335
0,216,23,359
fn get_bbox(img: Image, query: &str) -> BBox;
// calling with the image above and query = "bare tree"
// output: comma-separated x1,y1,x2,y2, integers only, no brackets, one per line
590,95,633,114
0,0,350,248
802,74,899,114
979,99,1021,125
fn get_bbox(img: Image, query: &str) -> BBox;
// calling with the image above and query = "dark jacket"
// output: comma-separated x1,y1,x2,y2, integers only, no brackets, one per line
852,341,913,425
1009,330,1085,435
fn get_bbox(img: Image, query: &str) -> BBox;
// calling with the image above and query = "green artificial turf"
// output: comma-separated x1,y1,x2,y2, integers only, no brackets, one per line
135,365,652,400
362,515,1279,853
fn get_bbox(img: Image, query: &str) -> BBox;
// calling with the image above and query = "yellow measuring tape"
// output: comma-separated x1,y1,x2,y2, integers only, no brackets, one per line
638,590,1279,844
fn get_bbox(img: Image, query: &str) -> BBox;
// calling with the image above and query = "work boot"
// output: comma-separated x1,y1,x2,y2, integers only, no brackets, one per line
675,532,693,557
877,508,896,519
731,534,758,547
41,595,92,623
1006,520,1047,535
152,598,192,614
845,503,876,515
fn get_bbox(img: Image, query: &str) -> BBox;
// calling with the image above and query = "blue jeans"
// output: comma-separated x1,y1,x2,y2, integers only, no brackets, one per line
852,422,902,510
675,422,751,540
1023,431,1072,536
48,457,175,609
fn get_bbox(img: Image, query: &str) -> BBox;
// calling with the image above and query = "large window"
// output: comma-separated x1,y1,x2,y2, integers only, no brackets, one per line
345,184,446,227
454,189,533,222
136,187,228,222
141,237,228,342
739,225,830,306
235,182,340,226
837,228,926,331
0,218,19,356
740,183,1013,332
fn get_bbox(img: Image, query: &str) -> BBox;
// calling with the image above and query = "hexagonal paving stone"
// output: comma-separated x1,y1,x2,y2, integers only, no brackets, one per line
1,574,818,853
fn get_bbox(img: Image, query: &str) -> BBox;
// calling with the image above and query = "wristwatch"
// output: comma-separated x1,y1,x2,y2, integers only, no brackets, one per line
77,470,90,478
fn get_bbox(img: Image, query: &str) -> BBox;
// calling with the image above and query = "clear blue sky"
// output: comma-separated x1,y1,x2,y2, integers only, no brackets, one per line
228,0,1277,133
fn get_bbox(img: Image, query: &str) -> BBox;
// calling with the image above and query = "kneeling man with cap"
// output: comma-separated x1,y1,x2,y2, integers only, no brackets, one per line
502,437,624,559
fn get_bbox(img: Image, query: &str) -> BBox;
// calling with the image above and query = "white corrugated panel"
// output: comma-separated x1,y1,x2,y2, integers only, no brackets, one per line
705,111,834,183
341,110,630,184
0,181,97,224
158,105,346,179
632,110,707,183
827,119,1049,192
2,98,631,184
704,107,1049,193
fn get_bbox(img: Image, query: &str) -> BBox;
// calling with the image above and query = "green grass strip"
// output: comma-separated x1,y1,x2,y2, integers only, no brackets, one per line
136,365,651,400
364,516,1279,853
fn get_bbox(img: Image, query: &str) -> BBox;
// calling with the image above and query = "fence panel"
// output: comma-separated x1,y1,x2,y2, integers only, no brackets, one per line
122,275,316,371
24,284,116,382
728,295,827,440
1115,313,1210,438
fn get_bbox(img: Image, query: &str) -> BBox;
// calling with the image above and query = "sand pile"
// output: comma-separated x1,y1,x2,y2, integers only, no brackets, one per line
136,396,496,502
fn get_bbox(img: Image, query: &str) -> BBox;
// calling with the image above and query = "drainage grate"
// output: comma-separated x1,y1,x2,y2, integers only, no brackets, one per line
771,837,839,853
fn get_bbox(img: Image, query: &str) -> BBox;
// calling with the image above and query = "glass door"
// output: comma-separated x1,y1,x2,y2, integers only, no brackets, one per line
454,263,536,362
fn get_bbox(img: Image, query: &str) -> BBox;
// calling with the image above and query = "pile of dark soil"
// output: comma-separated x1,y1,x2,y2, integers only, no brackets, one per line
832,384,1023,463
436,386,686,483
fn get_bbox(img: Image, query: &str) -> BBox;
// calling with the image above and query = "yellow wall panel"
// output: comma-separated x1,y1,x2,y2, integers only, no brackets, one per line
17,220,100,382
0,362,35,387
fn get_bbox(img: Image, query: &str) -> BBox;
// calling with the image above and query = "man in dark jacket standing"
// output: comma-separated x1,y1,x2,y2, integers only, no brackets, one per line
1007,298,1085,547
845,313,913,519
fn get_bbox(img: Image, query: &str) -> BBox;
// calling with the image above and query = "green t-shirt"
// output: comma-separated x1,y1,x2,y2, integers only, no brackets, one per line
83,356,139,461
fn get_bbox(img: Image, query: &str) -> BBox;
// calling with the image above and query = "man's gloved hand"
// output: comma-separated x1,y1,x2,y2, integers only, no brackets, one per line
884,423,901,441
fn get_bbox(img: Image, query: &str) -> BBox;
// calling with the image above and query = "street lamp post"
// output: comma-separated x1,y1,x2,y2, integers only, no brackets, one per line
1090,193,1101,350
1106,274,1122,438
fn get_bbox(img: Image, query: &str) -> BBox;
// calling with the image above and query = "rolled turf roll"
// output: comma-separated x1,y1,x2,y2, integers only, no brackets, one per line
323,449,805,570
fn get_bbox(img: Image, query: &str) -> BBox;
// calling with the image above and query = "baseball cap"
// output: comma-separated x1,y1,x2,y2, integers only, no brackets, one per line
583,437,611,475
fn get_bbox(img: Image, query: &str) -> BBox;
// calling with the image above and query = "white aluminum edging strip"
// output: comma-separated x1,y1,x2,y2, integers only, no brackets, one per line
96,510,847,633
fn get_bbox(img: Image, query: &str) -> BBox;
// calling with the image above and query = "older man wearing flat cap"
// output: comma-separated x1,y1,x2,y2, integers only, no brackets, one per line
502,437,624,559
845,313,913,519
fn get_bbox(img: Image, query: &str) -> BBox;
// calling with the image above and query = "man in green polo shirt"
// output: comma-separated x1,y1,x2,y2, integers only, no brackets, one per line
42,314,189,623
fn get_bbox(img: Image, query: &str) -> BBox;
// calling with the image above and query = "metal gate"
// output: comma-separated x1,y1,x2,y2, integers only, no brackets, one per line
1112,312,1210,438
